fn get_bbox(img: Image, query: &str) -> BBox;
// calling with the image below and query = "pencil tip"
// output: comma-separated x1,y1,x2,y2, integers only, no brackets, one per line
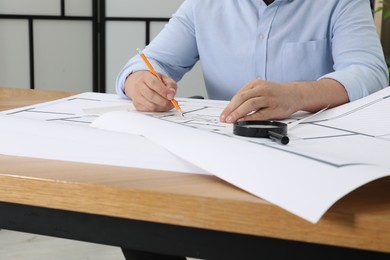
177,108,184,117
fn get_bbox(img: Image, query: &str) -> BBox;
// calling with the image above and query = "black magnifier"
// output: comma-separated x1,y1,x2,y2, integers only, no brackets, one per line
233,121,290,145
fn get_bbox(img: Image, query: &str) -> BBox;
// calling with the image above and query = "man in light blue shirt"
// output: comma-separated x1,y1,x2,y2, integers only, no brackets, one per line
118,2,388,259
116,0,388,123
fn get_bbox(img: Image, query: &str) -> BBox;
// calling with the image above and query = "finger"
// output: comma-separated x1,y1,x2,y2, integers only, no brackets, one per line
133,92,173,112
138,81,174,111
220,80,262,122
160,74,178,100
226,96,269,123
129,74,172,112
144,73,179,103
220,92,248,122
133,98,172,112
221,86,265,123
143,73,167,96
236,108,271,122
125,71,174,112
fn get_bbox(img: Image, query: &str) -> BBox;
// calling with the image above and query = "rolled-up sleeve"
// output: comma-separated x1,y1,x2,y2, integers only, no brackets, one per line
319,0,389,101
115,0,198,99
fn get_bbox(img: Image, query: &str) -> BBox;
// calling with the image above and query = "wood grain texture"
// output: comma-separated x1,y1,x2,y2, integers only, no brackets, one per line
0,87,76,111
0,87,389,254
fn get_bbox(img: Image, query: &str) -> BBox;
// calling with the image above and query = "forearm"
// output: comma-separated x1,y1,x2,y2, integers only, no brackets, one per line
290,78,349,113
220,78,350,123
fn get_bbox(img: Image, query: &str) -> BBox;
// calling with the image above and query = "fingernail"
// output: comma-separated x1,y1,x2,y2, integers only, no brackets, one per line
220,114,226,122
167,92,174,100
166,88,175,100
226,115,233,123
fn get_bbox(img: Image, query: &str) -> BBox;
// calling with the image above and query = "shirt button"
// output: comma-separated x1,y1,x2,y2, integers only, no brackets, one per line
258,33,265,40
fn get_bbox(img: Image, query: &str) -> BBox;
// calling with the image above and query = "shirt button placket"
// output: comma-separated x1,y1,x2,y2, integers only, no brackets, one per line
258,33,265,40
256,3,278,80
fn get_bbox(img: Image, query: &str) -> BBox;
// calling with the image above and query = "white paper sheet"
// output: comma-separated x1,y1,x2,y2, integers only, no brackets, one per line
91,109,390,223
90,87,390,223
0,114,208,175
2,88,390,223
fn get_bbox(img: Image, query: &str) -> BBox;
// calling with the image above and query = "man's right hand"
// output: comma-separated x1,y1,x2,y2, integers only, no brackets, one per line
124,71,178,112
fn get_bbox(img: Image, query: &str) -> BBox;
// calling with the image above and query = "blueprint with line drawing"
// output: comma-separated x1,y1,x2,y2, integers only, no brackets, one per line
1,87,390,223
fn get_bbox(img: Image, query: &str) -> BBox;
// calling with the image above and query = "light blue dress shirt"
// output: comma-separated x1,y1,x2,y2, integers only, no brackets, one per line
116,0,389,101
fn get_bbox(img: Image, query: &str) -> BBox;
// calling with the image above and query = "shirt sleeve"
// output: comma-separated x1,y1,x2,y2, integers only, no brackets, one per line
319,0,389,101
115,0,199,99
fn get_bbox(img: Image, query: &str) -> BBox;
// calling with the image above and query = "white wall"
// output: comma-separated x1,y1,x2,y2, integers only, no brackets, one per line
0,0,207,98
0,0,93,92
0,19,30,88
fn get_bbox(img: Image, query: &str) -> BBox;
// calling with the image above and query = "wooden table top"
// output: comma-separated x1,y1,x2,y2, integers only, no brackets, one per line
1,87,389,254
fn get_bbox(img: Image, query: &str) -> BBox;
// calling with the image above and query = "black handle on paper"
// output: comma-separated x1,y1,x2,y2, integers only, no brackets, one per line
268,131,290,145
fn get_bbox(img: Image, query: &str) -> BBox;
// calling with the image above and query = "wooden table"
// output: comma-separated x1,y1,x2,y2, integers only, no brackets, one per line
0,87,389,259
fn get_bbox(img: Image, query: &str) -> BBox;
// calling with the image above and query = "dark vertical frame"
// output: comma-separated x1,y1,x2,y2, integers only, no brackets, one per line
98,0,106,93
92,0,100,92
61,0,65,17
28,18,35,89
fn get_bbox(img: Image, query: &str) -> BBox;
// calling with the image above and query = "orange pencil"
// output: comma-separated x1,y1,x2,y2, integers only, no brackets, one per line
136,48,183,116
